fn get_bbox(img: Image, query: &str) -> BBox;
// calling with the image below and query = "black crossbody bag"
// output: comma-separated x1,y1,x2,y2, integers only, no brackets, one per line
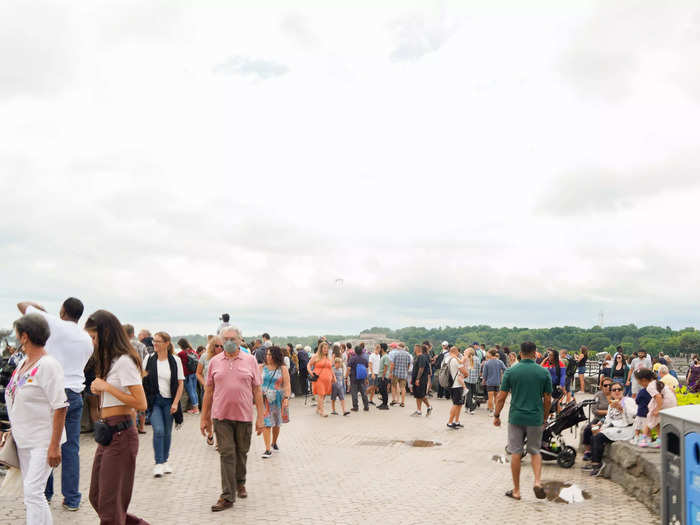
94,392,133,446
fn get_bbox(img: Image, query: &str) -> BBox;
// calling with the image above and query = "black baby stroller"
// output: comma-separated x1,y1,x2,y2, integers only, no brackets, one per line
506,398,595,468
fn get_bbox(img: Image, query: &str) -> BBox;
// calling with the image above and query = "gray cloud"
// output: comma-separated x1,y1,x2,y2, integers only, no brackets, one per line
0,1,76,98
281,13,319,48
558,2,700,100
213,56,289,79
389,11,457,62
536,155,700,216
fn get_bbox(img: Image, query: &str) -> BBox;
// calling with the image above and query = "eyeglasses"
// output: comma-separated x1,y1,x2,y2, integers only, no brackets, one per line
611,388,623,392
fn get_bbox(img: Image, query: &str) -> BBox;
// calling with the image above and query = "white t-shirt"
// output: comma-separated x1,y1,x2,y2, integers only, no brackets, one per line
102,355,143,408
143,354,184,398
6,355,68,449
369,353,381,376
284,356,291,369
630,356,652,384
447,355,463,388
26,306,93,393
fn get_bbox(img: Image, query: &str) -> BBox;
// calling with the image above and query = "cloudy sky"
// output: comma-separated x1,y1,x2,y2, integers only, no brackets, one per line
2,1,700,337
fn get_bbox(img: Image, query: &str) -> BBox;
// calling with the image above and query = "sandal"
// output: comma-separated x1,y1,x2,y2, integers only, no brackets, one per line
505,490,521,500
207,435,214,446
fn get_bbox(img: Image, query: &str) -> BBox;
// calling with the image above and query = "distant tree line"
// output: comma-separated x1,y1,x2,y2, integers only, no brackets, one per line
176,324,700,358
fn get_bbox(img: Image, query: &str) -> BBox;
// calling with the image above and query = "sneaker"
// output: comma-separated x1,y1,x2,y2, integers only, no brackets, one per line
454,422,464,428
261,450,272,459
581,463,598,471
630,435,640,445
410,411,422,417
583,452,592,461
272,443,279,451
638,436,650,448
351,407,359,412
343,412,350,416
426,407,433,417
377,405,389,410
447,423,457,429
363,407,370,411
369,401,375,405
468,410,474,415
592,462,606,477
62,503,79,512
163,462,173,474
153,464,164,478
650,438,661,449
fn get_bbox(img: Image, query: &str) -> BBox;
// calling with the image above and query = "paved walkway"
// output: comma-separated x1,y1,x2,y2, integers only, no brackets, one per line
0,396,658,524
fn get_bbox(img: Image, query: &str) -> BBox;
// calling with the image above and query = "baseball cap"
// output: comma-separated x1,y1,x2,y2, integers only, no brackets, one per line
472,342,479,346
389,342,399,349
441,341,448,347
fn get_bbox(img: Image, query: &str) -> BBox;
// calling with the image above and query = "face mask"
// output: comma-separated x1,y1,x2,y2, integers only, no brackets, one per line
223,340,238,354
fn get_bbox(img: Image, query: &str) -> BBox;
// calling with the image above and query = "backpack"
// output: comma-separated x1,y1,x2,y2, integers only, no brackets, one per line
565,357,577,378
185,350,199,374
356,362,368,380
438,357,454,389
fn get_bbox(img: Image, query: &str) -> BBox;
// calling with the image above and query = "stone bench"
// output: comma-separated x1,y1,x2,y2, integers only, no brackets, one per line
601,441,660,515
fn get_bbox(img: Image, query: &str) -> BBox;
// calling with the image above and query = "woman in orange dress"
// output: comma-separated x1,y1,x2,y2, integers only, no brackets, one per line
308,342,333,417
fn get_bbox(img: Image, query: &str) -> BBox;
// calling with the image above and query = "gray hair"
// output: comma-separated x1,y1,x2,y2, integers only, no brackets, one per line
14,313,51,346
220,326,242,338
658,365,669,375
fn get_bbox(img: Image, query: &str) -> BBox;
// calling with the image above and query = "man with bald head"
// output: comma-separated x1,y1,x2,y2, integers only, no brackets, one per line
201,326,264,513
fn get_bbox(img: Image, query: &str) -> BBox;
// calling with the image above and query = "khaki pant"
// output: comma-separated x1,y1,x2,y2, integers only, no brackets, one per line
213,419,253,503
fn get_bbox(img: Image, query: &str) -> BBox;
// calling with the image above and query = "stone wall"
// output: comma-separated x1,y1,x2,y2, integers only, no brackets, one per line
601,441,660,515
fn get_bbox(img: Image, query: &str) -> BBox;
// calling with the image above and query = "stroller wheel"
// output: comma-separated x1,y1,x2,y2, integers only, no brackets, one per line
556,446,576,468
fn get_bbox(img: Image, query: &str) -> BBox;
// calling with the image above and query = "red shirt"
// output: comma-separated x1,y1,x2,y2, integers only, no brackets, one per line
177,349,195,377
206,351,261,422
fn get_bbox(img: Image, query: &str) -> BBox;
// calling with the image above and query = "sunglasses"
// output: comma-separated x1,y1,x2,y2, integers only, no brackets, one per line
611,388,623,392
214,344,224,349
602,384,612,388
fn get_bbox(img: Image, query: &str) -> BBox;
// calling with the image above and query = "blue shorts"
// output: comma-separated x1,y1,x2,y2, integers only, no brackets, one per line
577,365,586,375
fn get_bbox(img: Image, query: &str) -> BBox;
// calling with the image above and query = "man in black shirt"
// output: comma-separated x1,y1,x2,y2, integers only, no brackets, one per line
410,344,433,417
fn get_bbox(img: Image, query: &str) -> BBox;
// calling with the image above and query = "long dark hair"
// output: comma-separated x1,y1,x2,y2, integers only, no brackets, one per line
84,310,142,379
546,348,561,379
177,338,192,351
634,368,664,394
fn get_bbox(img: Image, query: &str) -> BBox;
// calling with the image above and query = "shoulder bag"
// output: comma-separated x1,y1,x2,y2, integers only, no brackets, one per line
0,431,19,469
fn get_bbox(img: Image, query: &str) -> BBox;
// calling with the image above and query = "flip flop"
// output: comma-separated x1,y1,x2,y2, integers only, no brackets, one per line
505,490,521,500
533,486,545,500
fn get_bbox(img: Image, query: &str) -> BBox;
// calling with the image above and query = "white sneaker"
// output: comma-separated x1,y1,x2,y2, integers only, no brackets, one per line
153,464,164,478
630,435,639,445
163,462,173,474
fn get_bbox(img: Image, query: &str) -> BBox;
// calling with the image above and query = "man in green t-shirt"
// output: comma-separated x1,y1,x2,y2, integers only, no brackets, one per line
493,341,552,501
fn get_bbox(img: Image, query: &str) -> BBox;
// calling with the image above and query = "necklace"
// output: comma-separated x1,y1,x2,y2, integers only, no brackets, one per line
18,354,44,376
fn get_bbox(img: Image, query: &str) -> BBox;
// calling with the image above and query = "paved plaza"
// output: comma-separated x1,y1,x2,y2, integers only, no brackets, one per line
0,397,658,525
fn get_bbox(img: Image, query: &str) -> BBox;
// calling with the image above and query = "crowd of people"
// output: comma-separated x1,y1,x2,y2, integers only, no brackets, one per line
0,302,691,522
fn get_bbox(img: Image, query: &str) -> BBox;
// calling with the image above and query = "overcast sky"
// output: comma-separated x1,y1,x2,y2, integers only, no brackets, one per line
2,1,700,337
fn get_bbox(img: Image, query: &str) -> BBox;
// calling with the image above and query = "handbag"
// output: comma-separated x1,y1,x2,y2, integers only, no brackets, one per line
0,431,20,469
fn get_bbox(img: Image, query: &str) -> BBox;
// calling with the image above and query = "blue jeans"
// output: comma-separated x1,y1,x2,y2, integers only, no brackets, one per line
150,394,173,464
184,374,198,408
45,389,83,507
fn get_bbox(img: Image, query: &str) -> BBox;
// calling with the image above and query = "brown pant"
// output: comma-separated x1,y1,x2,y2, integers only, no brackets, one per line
89,416,149,525
213,419,253,503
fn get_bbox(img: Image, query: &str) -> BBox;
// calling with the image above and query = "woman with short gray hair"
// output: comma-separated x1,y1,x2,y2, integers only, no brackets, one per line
4,313,68,525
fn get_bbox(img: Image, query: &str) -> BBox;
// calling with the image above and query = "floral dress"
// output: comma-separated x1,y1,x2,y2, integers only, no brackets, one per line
262,366,288,427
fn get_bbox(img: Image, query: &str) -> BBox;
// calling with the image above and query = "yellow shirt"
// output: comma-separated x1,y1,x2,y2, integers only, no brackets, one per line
660,373,679,391
653,363,662,373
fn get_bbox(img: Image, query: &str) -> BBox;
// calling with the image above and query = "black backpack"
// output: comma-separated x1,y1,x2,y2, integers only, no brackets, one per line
565,358,577,378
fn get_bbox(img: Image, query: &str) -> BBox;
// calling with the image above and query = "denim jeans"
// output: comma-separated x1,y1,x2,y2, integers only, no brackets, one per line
150,394,173,464
46,389,83,507
184,374,198,408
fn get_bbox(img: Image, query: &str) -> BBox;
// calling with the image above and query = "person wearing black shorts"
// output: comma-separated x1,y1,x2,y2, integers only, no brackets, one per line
410,344,432,417
446,346,467,429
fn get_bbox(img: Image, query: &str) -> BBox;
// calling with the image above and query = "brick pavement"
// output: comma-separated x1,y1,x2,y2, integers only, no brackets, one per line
0,396,659,525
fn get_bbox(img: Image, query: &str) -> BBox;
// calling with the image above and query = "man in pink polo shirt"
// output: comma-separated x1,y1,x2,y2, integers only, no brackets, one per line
201,326,264,513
